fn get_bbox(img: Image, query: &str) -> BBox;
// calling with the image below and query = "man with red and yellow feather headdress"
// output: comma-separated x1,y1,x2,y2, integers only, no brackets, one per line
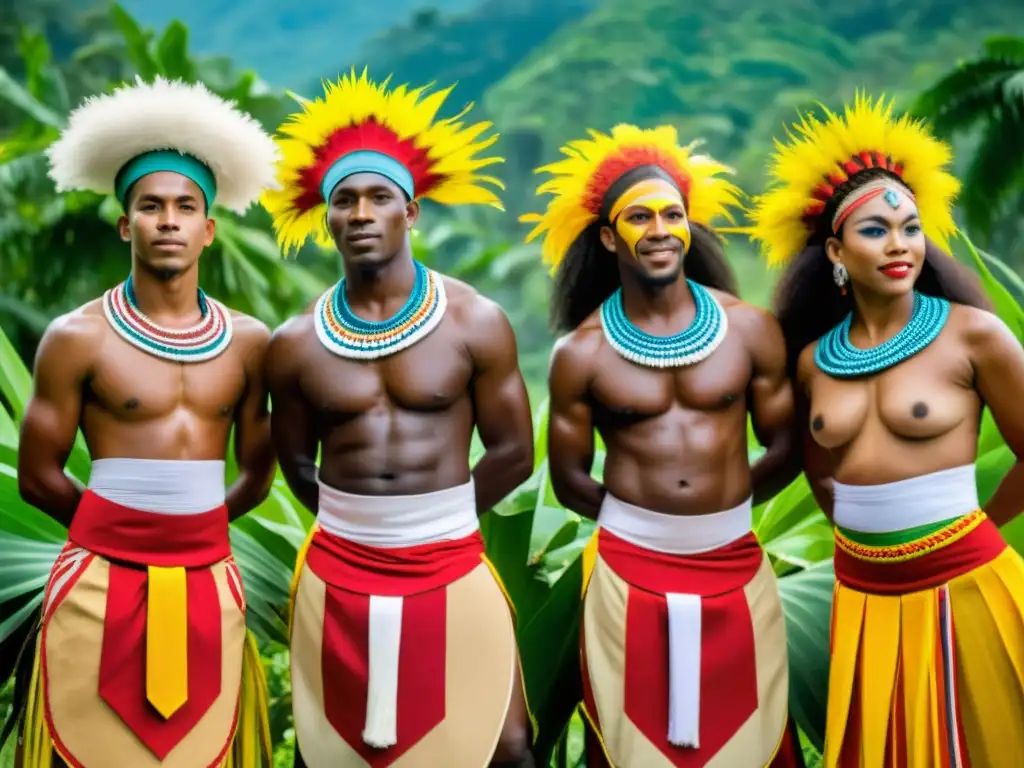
261,69,536,768
524,124,805,767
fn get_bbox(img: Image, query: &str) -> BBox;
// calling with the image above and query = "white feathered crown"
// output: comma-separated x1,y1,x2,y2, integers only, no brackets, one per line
47,76,280,214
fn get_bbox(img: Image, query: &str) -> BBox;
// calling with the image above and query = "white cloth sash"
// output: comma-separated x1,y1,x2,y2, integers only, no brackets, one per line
316,477,479,748
87,458,226,514
598,493,754,748
833,464,979,534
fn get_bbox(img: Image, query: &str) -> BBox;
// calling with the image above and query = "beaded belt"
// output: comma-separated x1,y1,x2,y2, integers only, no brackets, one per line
834,511,986,564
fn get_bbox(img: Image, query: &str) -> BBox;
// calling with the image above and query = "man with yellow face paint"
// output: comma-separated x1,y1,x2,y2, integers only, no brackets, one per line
522,126,805,767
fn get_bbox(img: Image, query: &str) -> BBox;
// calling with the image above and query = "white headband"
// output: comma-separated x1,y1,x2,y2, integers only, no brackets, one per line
831,179,916,232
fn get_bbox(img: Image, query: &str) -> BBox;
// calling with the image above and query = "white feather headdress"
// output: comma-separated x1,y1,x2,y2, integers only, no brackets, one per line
46,76,280,214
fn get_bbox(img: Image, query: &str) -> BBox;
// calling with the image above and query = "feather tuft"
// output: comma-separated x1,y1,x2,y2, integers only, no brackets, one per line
518,124,742,272
747,92,960,267
46,76,280,215
261,68,504,254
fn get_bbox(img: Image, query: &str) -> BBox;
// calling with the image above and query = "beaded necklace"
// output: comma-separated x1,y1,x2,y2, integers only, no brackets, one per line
103,275,233,363
815,291,950,378
314,259,447,360
600,279,728,368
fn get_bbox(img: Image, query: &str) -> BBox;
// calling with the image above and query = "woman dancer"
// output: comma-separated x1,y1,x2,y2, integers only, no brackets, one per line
749,94,1024,767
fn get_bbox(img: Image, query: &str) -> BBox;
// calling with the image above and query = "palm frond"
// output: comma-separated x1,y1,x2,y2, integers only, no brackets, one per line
961,108,1024,235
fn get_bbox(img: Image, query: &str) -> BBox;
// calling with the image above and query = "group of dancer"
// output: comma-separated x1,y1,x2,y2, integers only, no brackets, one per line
7,66,1024,768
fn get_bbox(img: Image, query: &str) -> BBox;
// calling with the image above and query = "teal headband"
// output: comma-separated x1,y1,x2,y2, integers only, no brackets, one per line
114,150,218,209
320,150,415,202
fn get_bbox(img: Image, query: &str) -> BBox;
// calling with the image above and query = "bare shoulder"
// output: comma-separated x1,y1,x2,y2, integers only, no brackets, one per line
796,341,819,390
38,299,107,358
441,274,502,322
949,302,1013,342
229,310,271,351
270,312,315,346
714,291,780,337
713,290,786,363
266,313,317,381
950,303,1021,361
550,318,603,384
439,274,515,344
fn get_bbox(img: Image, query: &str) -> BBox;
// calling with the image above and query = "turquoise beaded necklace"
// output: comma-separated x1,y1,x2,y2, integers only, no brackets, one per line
815,291,950,378
600,279,728,368
314,259,446,360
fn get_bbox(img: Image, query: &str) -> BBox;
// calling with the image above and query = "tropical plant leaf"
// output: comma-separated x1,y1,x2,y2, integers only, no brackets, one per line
230,526,291,646
953,231,1024,340
779,560,834,751
516,555,585,763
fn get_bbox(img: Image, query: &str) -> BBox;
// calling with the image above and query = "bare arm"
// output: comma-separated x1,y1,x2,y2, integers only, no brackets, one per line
225,320,277,520
17,316,98,526
968,311,1024,526
736,305,799,505
467,299,534,514
797,346,835,518
547,334,604,519
264,322,320,514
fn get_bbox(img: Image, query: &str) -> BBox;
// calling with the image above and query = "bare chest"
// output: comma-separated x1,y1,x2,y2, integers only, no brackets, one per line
590,336,752,424
87,336,247,421
807,337,976,448
300,330,473,419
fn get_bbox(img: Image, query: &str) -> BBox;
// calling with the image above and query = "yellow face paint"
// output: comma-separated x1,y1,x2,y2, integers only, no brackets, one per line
608,178,691,258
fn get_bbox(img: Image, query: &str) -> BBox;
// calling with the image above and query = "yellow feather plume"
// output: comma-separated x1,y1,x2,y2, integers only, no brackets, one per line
747,93,960,268
519,124,742,272
261,68,505,254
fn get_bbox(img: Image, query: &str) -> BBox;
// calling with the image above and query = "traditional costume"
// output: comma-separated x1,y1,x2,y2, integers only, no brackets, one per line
522,125,804,767
263,68,528,768
18,76,279,768
748,94,1024,766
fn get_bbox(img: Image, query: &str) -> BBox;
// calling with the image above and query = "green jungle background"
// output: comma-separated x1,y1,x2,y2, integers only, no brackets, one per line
2,0,1024,765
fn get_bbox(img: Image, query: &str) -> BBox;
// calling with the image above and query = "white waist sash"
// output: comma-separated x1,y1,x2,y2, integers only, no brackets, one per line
598,493,755,750
315,477,479,748
87,458,226,515
833,464,979,534
315,477,479,548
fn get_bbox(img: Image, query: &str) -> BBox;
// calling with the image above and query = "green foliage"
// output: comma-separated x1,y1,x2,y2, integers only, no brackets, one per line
119,0,485,86
913,35,1024,243
2,4,1024,766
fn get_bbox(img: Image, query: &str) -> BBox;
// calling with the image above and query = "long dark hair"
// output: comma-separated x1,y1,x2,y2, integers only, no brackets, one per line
550,221,739,333
771,168,991,376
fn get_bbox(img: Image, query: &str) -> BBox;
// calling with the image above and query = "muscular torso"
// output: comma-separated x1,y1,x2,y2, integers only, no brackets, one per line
296,318,475,494
801,304,980,486
73,299,254,459
582,295,756,516
281,278,487,496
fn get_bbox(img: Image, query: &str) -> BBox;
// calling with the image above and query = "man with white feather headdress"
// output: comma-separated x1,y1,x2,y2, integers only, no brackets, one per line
13,76,280,768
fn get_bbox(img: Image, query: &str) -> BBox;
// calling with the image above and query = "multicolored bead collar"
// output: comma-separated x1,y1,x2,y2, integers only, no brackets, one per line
313,259,447,360
102,275,233,363
600,279,728,368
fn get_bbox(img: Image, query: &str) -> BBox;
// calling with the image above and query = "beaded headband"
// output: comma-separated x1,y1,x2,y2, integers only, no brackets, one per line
831,178,917,232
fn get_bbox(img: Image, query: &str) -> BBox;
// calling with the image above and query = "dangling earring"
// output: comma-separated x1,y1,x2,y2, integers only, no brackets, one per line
833,262,849,296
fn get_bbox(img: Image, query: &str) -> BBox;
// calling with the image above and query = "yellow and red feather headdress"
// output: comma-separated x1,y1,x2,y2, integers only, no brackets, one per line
747,93,960,267
262,68,505,253
520,124,743,272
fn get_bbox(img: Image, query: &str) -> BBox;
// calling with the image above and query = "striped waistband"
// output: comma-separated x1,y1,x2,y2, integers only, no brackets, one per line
833,511,1007,595
835,511,986,563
